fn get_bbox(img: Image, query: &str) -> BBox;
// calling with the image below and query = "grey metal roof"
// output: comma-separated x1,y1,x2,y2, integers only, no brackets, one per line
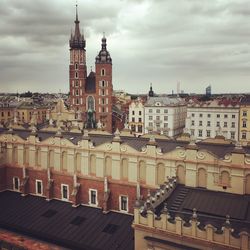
0,191,134,250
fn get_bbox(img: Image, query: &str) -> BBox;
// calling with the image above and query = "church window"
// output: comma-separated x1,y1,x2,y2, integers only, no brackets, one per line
102,89,105,96
13,177,20,191
119,195,128,212
75,80,79,87
102,80,105,87
36,180,43,195
102,98,105,105
75,72,78,78
61,184,69,201
101,68,105,76
76,98,79,104
102,107,105,113
76,89,79,96
87,96,95,111
75,63,78,70
198,130,203,137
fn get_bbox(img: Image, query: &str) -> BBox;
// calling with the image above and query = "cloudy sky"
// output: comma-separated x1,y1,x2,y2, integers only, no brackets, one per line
0,0,249,94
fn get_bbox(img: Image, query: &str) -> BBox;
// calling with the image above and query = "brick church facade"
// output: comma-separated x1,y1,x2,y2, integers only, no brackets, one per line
69,5,113,133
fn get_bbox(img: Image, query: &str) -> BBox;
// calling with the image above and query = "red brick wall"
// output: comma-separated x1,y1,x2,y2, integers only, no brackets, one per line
4,167,156,213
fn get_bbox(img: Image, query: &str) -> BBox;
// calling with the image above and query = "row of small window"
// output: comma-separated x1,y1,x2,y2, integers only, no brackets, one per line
131,111,142,116
131,125,143,133
72,80,81,87
148,109,168,114
191,113,236,119
148,122,168,128
149,116,168,121
131,117,142,122
191,120,236,128
1,111,11,117
191,130,236,139
72,98,109,106
12,177,129,212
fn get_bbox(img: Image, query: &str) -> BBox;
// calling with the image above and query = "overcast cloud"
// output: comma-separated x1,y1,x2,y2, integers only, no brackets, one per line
0,0,249,94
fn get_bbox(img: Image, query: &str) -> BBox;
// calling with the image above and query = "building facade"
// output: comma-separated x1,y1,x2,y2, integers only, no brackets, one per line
69,5,113,132
129,98,145,136
239,96,250,144
144,97,187,137
185,99,240,141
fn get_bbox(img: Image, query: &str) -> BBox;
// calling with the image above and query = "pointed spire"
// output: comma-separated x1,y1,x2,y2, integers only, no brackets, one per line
69,2,85,49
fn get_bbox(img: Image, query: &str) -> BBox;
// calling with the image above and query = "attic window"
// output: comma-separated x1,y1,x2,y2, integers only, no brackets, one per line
102,224,119,234
70,137,74,140
42,209,57,218
70,216,86,226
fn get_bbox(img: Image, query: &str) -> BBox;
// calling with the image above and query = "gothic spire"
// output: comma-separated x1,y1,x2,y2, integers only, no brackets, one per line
69,3,85,49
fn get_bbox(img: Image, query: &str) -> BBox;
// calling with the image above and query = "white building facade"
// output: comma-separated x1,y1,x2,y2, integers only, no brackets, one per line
185,100,240,141
144,97,187,137
128,98,145,136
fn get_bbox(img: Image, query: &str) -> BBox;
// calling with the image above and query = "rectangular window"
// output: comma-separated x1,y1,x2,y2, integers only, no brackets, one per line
231,132,235,140
164,109,168,113
243,120,247,128
132,111,135,115
148,122,153,127
156,116,160,121
36,180,43,195
138,118,142,122
242,132,247,139
224,114,228,118
198,130,203,137
217,114,220,118
207,121,210,127
191,113,195,117
89,189,97,206
149,116,153,120
232,114,235,119
149,109,152,113
164,123,168,128
199,121,202,126
216,121,220,127
139,111,142,116
61,184,69,201
132,117,135,122
156,109,160,113
13,177,20,191
224,122,227,127
206,130,211,137
164,116,168,121
199,114,203,118
120,195,128,212
207,114,211,118
191,129,194,136
191,120,195,126
231,122,235,128
243,111,247,117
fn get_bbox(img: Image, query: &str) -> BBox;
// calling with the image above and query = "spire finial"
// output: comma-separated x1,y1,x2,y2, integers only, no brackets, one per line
75,1,79,22
103,31,105,38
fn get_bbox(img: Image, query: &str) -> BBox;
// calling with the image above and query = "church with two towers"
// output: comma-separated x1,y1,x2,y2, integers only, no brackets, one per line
69,5,113,132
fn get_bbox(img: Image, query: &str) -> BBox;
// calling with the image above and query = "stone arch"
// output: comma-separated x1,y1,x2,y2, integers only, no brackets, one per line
121,158,128,180
156,163,165,185
197,168,207,188
176,165,185,184
221,170,230,187
90,154,96,175
245,174,250,194
49,149,54,168
75,152,81,172
104,156,112,177
138,160,146,183
61,151,67,171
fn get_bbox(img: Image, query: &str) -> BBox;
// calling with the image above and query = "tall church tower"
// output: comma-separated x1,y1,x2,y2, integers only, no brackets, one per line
95,35,113,132
69,4,87,113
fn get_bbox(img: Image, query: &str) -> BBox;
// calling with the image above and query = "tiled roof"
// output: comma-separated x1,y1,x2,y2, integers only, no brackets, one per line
0,191,134,250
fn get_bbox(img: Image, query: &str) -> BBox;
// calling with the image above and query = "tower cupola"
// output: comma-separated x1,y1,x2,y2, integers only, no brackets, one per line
95,34,112,64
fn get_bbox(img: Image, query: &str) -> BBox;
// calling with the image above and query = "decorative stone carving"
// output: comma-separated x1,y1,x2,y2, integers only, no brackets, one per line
105,143,112,151
120,145,127,152
196,151,205,160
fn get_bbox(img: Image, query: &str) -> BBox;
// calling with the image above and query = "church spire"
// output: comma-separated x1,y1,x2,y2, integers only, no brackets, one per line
95,33,112,64
69,3,85,49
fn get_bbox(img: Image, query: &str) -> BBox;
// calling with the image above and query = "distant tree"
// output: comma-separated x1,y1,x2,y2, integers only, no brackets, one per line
20,91,32,98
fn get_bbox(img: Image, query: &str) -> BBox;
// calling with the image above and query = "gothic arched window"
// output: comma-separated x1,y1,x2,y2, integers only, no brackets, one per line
87,96,95,111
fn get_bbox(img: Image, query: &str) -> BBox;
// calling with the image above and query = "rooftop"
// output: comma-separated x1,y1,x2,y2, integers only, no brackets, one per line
0,191,134,250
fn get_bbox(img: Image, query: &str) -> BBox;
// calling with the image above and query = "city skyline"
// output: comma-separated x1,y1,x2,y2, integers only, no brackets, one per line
0,0,249,94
